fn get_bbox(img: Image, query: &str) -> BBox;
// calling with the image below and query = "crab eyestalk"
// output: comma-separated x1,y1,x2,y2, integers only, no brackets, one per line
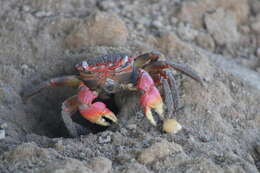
136,69,164,126
77,82,118,126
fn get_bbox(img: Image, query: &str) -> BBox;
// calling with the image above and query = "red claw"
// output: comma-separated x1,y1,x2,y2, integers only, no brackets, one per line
77,82,97,105
136,70,164,126
77,82,117,126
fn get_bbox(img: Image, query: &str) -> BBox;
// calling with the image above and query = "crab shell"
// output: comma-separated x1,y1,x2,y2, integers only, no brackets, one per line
23,51,203,137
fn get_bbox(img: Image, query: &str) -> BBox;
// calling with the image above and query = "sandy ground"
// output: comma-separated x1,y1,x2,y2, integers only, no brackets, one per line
0,0,260,172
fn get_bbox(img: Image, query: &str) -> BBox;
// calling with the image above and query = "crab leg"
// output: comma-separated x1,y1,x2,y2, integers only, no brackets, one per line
162,78,174,116
164,70,180,113
144,60,203,85
135,69,164,126
148,70,179,117
133,51,162,68
61,95,80,137
62,95,79,115
77,82,118,126
23,75,82,102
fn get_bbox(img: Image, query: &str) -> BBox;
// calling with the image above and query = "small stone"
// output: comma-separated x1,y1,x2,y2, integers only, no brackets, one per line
115,153,132,164
162,119,182,134
4,143,50,162
0,123,7,129
89,157,112,173
199,135,210,142
177,0,209,28
111,132,125,145
65,11,128,48
170,16,178,25
122,163,152,173
204,8,240,46
251,0,260,15
54,140,65,151
21,64,29,70
240,25,250,34
156,32,191,56
257,35,260,47
256,47,260,57
177,23,198,41
126,124,137,130
219,0,249,24
98,134,111,144
39,159,92,173
251,22,260,35
178,0,249,28
22,5,30,12
152,20,163,28
224,165,246,173
0,130,5,139
137,140,182,164
34,11,53,18
256,143,260,154
98,1,116,10
196,32,215,51
191,158,222,173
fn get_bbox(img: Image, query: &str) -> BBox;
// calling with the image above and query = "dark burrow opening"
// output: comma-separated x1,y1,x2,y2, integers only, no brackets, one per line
28,87,120,138
60,96,120,138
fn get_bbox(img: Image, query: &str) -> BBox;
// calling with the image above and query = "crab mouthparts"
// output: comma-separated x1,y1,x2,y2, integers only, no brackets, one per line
75,64,83,71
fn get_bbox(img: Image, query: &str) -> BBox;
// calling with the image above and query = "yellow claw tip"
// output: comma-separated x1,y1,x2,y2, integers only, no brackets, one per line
146,109,157,126
95,113,118,126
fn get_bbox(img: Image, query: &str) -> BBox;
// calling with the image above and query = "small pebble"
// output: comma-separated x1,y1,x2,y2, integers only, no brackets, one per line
152,20,163,28
0,130,5,139
54,140,65,151
138,140,182,164
89,157,112,173
199,135,210,142
98,134,111,144
162,119,182,134
126,124,137,130
255,143,260,154
22,5,30,12
0,123,7,129
256,47,260,57
34,11,53,18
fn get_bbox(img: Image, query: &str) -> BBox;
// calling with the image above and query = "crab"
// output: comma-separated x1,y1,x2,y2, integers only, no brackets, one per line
24,51,202,136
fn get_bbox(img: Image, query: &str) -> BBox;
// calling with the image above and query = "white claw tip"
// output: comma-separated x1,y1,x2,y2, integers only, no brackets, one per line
146,109,157,126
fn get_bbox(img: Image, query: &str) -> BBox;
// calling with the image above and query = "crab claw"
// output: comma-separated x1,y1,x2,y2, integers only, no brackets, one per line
136,69,164,126
77,82,117,126
141,87,164,126
79,102,118,126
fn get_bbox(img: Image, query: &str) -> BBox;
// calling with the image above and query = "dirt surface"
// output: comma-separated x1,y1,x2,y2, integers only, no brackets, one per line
0,0,260,172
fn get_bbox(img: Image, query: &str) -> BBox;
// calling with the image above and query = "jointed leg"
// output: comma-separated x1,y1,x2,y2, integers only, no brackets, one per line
149,69,179,117
62,95,79,115
134,51,203,84
164,70,180,113
133,51,162,68
23,75,82,102
162,78,174,116
144,60,203,85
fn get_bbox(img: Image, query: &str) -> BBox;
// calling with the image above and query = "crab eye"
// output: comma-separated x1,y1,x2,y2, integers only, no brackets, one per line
82,61,88,68
76,61,89,71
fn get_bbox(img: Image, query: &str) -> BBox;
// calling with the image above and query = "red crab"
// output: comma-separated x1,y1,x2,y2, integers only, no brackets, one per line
24,51,202,136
